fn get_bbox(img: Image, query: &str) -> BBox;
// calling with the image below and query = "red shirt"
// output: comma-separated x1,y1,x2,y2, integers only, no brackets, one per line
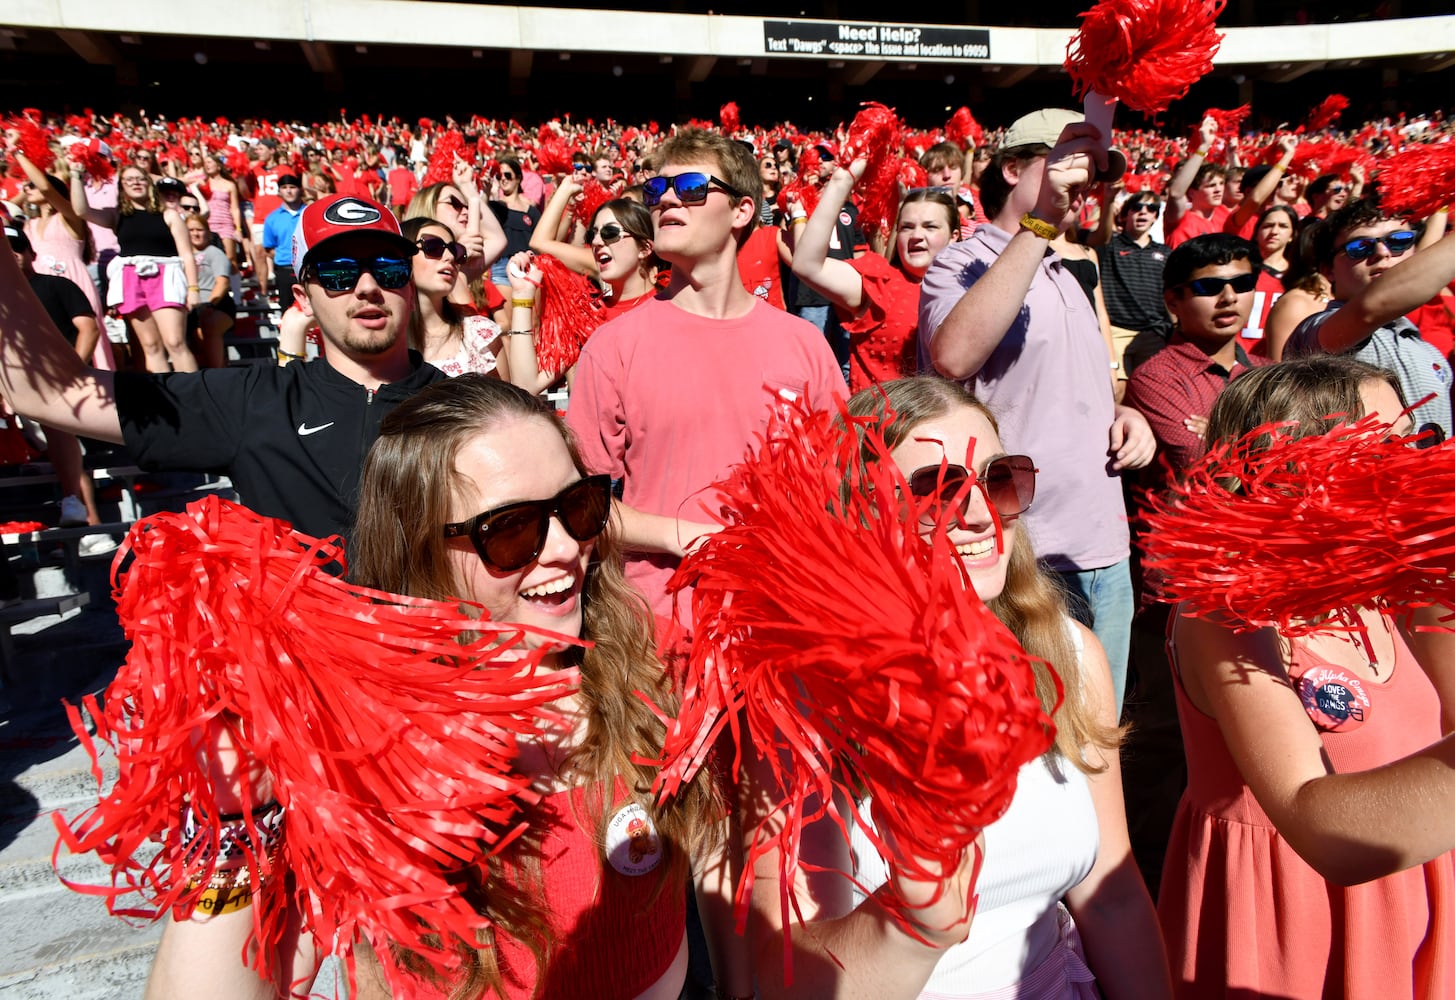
252,166,285,219
1167,205,1232,248
1240,269,1286,356
386,166,417,208
842,253,919,392
737,226,786,310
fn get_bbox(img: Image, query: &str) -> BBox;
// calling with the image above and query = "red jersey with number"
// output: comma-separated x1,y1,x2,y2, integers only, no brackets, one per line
252,166,285,219
1241,269,1285,355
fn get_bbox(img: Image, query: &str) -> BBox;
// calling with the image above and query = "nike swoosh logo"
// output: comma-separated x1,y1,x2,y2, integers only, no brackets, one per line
297,422,335,436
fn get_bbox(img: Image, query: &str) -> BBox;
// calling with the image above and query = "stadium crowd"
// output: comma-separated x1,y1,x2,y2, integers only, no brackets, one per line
3,94,1455,1000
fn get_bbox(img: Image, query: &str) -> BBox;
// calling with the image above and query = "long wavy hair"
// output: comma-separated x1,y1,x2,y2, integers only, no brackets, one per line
845,377,1119,771
117,166,161,216
403,182,462,225
347,375,721,997
400,215,467,355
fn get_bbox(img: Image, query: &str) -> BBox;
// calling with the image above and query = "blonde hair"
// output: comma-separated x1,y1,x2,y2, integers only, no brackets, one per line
117,167,161,216
348,375,721,995
845,377,1119,770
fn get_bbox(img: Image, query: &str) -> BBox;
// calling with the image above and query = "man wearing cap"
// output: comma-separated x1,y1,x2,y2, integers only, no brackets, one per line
919,108,1157,713
261,174,306,312
1097,192,1172,381
0,194,443,542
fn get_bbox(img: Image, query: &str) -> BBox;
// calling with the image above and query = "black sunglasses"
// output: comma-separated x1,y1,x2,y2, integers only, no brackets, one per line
305,255,414,292
441,195,469,212
584,222,629,246
1181,272,1259,297
498,172,517,181
1126,201,1160,215
1338,230,1416,262
642,172,743,208
442,475,612,573
180,202,200,211
416,235,466,262
907,456,1038,522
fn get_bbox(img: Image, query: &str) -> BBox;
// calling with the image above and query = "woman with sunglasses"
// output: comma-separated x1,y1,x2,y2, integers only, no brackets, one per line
144,375,746,1000
401,216,506,378
489,157,539,302
748,376,1169,999
758,155,781,226
1156,356,1455,999
404,159,508,312
530,179,661,318
790,160,957,391
70,161,200,373
201,151,243,267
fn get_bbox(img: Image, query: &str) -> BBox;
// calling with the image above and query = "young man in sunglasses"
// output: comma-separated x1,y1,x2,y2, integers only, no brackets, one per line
0,194,443,542
566,127,842,627
1097,192,1172,383
1285,199,1455,440
920,108,1156,714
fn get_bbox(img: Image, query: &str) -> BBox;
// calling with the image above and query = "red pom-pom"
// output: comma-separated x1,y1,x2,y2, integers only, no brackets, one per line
533,254,608,377
1141,416,1455,634
535,127,571,175
1203,104,1250,142
54,497,576,998
7,116,54,171
944,107,984,149
843,102,905,239
1374,143,1455,222
423,130,465,187
1306,94,1350,133
1065,0,1228,115
776,147,823,218
719,101,741,134
897,157,929,191
652,396,1053,955
226,147,251,178
1261,138,1328,180
570,178,613,229
66,139,114,183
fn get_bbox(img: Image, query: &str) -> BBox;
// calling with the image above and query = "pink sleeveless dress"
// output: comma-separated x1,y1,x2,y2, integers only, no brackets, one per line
24,214,116,370
207,185,238,241
1160,619,1455,999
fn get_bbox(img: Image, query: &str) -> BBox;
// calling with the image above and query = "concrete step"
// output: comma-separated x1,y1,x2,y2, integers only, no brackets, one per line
0,886,161,992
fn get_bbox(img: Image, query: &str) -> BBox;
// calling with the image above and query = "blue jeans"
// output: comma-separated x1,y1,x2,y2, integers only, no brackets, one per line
1054,558,1133,717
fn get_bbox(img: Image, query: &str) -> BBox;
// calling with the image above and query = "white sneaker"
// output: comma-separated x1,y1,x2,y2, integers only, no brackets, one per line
78,533,119,557
59,495,88,527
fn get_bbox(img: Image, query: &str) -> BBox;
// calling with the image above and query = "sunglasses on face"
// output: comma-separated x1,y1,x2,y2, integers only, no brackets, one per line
1326,185,1347,195
642,172,743,208
907,456,1038,522
305,255,414,292
416,235,466,262
440,195,469,212
442,475,612,573
180,202,199,212
1127,202,1159,215
572,163,590,172
1338,230,1417,262
1181,272,1259,297
498,172,517,181
584,222,629,245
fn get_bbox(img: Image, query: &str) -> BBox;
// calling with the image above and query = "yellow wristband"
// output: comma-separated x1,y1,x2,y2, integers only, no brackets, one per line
1018,213,1059,240
187,285,200,291
790,217,808,226
1270,163,1287,174
192,885,253,915
1195,147,1211,158
511,298,535,309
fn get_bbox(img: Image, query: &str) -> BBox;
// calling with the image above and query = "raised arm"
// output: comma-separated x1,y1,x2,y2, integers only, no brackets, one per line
1176,611,1455,885
1164,118,1217,233
928,124,1103,380
67,163,117,230
1226,134,1296,235
0,236,121,442
454,156,505,272
14,151,90,241
1313,227,1455,354
493,251,561,396
789,161,868,316
529,178,597,277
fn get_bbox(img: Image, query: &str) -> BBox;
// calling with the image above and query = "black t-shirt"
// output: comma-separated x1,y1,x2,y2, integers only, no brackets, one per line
115,355,446,542
490,201,536,257
29,273,93,347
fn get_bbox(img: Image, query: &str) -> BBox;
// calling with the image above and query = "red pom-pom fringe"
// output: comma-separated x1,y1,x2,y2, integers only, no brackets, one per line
1065,0,1228,115
897,157,929,192
423,130,466,188
651,395,1054,970
570,178,613,230
8,117,54,172
944,107,984,150
1375,143,1455,222
1203,104,1250,142
535,127,572,175
54,497,577,999
67,140,114,183
1306,94,1350,133
776,147,823,219
719,102,741,135
843,102,904,239
1140,416,1455,634
533,254,607,377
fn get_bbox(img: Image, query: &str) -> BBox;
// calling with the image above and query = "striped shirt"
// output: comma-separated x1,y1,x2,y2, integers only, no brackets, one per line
1097,232,1172,336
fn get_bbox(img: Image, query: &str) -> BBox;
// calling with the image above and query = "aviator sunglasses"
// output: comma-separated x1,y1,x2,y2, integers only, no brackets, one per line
584,222,629,246
642,172,744,208
305,255,414,292
907,456,1038,522
1181,272,1259,297
416,235,466,262
1338,230,1417,262
442,475,612,573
